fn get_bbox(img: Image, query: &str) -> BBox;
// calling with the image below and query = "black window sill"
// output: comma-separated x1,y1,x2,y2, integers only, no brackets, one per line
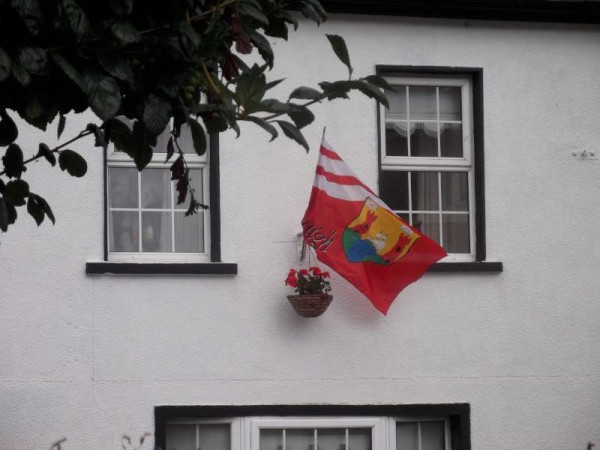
86,262,238,275
429,261,503,273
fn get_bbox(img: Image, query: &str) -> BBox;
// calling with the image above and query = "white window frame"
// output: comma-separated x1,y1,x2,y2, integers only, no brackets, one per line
106,124,211,263
165,416,450,450
379,76,476,262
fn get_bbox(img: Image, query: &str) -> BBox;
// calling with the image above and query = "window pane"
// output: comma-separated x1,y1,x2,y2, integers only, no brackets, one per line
396,422,418,450
380,171,409,211
411,171,439,211
166,424,196,450
175,169,203,210
442,214,470,253
439,87,461,121
348,429,371,450
141,211,172,252
385,123,408,156
198,424,230,450
287,429,314,450
412,213,440,243
441,172,469,212
409,86,436,120
440,123,462,158
410,123,437,157
141,168,171,208
386,85,407,120
420,421,445,450
108,167,138,208
179,122,205,154
175,212,204,253
260,429,282,450
109,211,139,252
317,429,345,450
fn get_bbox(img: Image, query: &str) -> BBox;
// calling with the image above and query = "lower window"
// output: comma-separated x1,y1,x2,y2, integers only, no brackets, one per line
156,405,470,450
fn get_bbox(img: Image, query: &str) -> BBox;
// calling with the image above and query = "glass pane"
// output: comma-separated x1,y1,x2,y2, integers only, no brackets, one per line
348,429,371,450
198,424,230,450
260,429,282,450
317,429,345,450
108,167,138,208
410,123,438,157
175,212,204,253
166,424,196,450
397,213,410,224
411,171,439,211
386,85,407,120
175,169,203,210
441,172,469,212
141,168,171,208
439,87,461,121
385,123,408,156
409,86,436,120
412,213,440,243
420,421,445,450
109,211,139,252
142,211,172,252
396,422,418,450
442,214,470,253
287,429,314,450
380,171,409,211
440,123,462,158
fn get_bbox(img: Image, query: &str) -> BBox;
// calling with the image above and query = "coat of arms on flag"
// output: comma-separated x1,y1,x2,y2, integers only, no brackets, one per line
302,138,447,315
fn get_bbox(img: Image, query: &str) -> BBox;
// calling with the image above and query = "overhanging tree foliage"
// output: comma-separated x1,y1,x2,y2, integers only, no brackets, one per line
0,0,392,232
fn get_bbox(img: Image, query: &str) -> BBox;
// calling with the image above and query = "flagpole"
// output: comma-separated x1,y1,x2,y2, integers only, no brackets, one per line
321,126,326,143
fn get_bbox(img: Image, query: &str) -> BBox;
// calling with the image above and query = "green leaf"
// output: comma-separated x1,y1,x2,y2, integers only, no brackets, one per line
242,116,278,141
98,53,134,82
0,48,12,81
0,198,8,232
2,143,25,179
265,78,285,91
130,121,153,171
62,0,91,39
275,120,309,152
143,94,172,137
110,19,141,44
238,1,270,26
349,80,389,108
326,34,353,77
248,31,274,68
204,114,229,134
187,119,207,156
318,80,351,100
51,53,84,89
363,75,396,92
288,105,315,129
38,143,56,166
104,117,132,152
12,62,31,86
236,71,266,105
84,72,121,121
11,0,43,35
288,86,323,101
27,194,44,225
0,111,18,146
57,114,66,139
19,47,47,74
3,179,29,206
58,149,87,177
27,193,54,225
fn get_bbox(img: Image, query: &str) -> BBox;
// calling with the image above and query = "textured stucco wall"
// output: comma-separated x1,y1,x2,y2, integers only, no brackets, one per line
1,15,600,450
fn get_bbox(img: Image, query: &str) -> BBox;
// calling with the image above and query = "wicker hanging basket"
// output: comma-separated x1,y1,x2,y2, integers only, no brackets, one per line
287,293,333,318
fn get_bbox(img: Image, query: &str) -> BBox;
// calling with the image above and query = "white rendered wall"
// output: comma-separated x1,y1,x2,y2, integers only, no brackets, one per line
1,15,600,450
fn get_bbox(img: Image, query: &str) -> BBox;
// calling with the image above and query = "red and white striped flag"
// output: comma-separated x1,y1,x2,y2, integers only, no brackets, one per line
302,139,447,314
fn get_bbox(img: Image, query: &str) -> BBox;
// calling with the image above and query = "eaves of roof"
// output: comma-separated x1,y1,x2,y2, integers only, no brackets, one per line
320,0,600,24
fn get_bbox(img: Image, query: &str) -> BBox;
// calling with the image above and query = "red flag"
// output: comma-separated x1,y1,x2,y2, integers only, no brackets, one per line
302,139,447,315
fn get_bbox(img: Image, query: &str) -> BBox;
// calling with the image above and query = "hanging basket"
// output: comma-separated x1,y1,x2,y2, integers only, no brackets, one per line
287,293,333,318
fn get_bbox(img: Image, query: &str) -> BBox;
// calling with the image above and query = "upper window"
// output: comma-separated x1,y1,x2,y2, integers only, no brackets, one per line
106,123,210,262
164,417,450,450
378,70,484,262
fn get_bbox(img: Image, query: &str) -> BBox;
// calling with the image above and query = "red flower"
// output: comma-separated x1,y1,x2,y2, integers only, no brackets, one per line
299,269,309,276
322,271,330,277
